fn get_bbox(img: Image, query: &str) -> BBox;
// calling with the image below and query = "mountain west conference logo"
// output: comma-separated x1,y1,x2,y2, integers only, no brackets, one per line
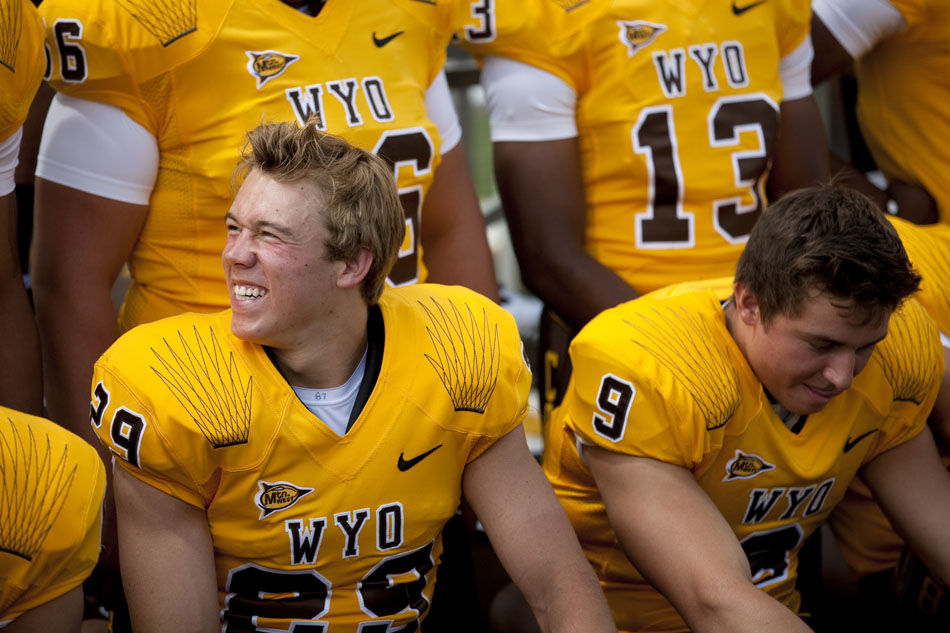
245,50,299,88
255,481,313,519
723,451,775,481
617,20,666,57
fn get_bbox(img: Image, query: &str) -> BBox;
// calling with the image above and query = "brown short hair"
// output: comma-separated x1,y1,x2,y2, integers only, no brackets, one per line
735,185,920,324
236,117,404,304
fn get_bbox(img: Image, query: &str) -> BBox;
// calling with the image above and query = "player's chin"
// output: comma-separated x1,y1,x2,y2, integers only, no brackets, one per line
793,385,840,414
228,314,262,342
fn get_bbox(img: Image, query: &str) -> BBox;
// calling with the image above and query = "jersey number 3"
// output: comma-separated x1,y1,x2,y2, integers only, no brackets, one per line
633,94,778,248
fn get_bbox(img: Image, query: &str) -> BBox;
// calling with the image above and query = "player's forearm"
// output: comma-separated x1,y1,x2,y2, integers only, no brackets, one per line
0,278,42,415
864,429,950,586
4,586,83,633
33,282,119,446
766,96,829,201
422,222,499,301
0,195,42,414
524,558,617,633
677,583,814,633
518,246,637,332
421,143,500,301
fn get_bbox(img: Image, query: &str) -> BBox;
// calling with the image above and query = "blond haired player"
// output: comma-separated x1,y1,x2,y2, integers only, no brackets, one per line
458,0,829,419
0,406,106,632
0,0,43,414
544,186,950,632
32,0,498,478
93,119,616,633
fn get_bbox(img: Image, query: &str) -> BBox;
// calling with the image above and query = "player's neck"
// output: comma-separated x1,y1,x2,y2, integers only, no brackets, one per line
722,298,743,348
270,300,369,390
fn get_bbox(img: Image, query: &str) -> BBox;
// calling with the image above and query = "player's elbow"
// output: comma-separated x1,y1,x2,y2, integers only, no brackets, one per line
663,561,756,628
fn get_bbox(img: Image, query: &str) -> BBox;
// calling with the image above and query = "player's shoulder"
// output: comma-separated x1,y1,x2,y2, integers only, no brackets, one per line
380,284,531,433
457,0,601,61
0,406,106,553
868,297,943,407
0,406,104,479
381,284,524,365
579,278,734,356
0,0,45,139
40,0,229,84
102,310,231,367
889,217,950,333
93,310,287,486
573,279,743,431
382,283,515,325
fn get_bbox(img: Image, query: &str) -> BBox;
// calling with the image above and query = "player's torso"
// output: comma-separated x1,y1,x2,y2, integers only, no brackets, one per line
855,0,950,221
207,378,466,631
572,0,796,292
43,0,450,328
0,0,45,140
93,284,528,631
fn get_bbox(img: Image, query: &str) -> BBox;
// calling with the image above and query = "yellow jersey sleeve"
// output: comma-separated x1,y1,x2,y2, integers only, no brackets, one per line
455,0,601,89
91,312,259,509
0,0,46,141
0,407,105,623
775,0,811,58
888,217,950,334
863,297,944,461
381,283,533,461
563,289,743,468
888,0,929,26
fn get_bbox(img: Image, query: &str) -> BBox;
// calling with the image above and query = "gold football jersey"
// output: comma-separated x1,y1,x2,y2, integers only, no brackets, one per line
0,407,106,625
463,0,811,293
40,0,474,332
0,0,45,142
543,282,942,631
91,283,531,631
855,0,950,222
830,217,950,579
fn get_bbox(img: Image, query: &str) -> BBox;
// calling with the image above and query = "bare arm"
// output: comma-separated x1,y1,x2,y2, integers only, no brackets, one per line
862,428,950,585
493,139,637,331
765,95,830,201
463,425,617,633
421,142,499,301
809,14,855,86
3,586,83,633
586,447,813,633
113,465,220,633
0,192,41,414
30,180,146,446
929,347,950,449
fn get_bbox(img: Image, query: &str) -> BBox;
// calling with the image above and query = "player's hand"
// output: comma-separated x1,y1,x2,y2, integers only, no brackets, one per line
887,181,939,225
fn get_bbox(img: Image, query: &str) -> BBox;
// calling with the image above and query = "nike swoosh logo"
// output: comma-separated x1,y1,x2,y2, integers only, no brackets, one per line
373,31,404,48
843,429,878,453
411,0,436,4
732,0,766,15
398,444,443,471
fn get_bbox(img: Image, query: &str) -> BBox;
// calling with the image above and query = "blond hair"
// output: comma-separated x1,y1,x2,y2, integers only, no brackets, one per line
236,117,404,304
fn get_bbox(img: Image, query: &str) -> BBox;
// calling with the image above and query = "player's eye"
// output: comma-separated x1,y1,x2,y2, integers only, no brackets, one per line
808,341,834,353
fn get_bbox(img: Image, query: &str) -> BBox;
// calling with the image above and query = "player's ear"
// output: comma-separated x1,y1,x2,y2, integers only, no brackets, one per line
337,246,373,290
733,282,760,326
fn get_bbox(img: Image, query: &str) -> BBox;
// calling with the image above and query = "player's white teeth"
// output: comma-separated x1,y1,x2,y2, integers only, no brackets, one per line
234,285,267,300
